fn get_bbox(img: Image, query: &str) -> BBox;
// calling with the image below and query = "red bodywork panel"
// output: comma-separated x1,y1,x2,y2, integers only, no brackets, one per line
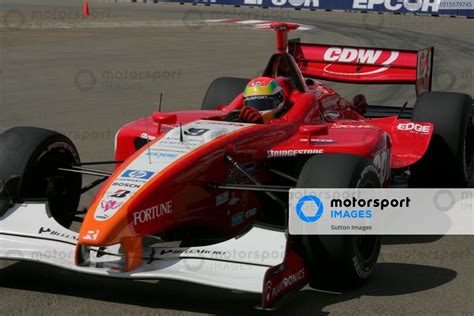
368,116,433,169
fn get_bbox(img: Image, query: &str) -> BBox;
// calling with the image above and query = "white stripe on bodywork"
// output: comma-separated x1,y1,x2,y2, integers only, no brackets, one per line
94,120,253,221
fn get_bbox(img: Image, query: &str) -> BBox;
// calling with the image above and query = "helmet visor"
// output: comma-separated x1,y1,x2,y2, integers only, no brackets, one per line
243,93,282,111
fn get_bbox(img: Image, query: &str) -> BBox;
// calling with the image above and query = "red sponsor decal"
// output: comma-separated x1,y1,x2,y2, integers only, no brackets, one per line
261,248,309,309
100,200,122,212
131,201,173,226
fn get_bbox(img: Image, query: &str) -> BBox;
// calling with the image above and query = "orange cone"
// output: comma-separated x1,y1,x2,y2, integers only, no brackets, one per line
83,2,90,17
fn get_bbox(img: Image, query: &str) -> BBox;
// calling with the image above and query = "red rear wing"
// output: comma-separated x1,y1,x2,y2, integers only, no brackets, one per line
289,42,433,95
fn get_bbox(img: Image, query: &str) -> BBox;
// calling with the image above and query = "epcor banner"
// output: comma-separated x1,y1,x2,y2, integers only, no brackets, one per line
161,0,473,16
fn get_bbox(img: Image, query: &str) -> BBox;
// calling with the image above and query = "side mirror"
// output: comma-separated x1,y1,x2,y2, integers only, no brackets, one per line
152,113,177,133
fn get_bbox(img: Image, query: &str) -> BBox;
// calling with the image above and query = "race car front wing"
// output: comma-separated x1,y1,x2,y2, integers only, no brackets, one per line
0,202,309,309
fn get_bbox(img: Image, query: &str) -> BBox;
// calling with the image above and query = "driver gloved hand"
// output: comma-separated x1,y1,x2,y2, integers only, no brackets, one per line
239,106,263,124
352,94,368,115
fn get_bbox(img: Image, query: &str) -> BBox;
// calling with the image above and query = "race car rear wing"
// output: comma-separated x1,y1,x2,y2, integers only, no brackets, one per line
288,41,433,96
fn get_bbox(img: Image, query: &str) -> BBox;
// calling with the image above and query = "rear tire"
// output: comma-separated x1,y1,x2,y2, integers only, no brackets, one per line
0,127,81,227
410,92,473,187
296,154,381,290
201,77,249,110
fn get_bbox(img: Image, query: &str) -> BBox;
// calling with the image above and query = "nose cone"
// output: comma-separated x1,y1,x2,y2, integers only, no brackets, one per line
78,162,162,246
78,166,178,246
79,199,133,246
78,120,255,246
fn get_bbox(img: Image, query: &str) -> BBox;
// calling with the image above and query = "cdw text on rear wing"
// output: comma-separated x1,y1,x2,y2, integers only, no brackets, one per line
289,42,433,95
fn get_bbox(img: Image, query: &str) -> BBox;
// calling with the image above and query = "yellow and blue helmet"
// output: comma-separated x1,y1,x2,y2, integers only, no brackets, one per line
243,77,285,113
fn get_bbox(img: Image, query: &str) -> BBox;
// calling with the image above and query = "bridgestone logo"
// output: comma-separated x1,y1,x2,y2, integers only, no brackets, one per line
133,201,173,225
267,149,323,158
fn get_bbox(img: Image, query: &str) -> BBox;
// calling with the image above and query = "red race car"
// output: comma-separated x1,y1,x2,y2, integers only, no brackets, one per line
0,23,472,309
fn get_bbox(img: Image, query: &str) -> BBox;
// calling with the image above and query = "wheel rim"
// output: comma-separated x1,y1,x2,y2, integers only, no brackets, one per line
355,173,380,267
22,148,81,226
356,235,378,265
25,151,68,198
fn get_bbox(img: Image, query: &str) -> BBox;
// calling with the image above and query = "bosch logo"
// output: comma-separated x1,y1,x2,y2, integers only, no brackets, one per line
296,195,324,222
112,182,140,189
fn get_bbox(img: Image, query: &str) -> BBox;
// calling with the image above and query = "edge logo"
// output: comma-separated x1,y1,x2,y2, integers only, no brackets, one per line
296,195,324,222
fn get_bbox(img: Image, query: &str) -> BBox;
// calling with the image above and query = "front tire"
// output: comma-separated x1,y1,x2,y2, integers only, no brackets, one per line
0,127,82,227
296,154,382,290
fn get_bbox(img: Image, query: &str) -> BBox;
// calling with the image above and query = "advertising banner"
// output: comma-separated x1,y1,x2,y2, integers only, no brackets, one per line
158,0,474,17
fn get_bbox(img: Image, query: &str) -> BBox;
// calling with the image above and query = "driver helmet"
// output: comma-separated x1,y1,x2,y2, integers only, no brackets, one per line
243,77,285,115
